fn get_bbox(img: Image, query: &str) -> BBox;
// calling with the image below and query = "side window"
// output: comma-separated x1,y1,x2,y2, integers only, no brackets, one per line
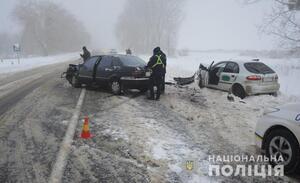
224,62,239,73
213,62,226,69
99,56,113,68
112,57,122,67
83,57,99,68
212,62,227,72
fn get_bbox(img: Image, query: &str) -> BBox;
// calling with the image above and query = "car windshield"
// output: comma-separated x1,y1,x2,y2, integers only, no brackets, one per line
244,62,275,74
120,56,146,67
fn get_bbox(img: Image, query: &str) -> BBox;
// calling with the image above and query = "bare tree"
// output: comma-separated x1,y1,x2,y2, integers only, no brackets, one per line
116,0,186,55
12,0,90,56
243,0,300,50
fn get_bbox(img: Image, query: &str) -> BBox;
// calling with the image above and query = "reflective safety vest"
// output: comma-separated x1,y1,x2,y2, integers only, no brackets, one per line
152,54,165,68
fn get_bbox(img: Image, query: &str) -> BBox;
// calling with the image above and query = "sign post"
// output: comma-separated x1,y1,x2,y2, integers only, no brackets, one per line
13,44,21,64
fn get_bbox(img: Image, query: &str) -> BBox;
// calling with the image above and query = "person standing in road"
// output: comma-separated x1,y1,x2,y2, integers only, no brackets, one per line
147,47,166,100
80,46,91,62
126,48,132,55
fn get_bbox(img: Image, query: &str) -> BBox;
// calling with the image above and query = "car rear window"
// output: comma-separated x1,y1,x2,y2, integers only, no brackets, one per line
120,56,146,67
244,62,275,74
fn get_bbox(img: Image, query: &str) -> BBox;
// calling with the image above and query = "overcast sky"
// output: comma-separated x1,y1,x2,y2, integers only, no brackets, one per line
0,0,275,50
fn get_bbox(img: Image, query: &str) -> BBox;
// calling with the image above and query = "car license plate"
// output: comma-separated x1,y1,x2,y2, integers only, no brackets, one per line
145,71,151,77
264,77,273,82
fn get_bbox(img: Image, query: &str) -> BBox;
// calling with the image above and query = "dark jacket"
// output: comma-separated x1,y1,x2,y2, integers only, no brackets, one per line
147,51,166,76
81,49,91,62
160,51,167,74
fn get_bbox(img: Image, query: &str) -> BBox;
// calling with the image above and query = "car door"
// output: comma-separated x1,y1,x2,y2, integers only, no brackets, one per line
112,57,123,74
219,62,239,91
95,56,113,84
208,62,227,88
78,56,100,84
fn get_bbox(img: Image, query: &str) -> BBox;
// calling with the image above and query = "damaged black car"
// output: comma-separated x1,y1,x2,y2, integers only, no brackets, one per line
65,54,150,94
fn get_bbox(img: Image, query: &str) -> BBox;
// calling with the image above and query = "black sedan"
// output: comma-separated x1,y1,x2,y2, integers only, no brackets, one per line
65,54,150,94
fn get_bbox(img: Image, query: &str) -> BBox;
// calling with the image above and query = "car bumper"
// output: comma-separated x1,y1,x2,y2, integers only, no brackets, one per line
121,77,149,89
245,83,280,95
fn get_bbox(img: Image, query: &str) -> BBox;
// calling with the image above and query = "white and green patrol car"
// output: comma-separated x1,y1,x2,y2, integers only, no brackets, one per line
196,60,280,99
255,103,300,174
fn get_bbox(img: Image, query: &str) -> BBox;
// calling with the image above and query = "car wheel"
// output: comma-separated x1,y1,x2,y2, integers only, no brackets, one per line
232,84,246,99
265,129,300,174
71,75,81,88
110,80,121,95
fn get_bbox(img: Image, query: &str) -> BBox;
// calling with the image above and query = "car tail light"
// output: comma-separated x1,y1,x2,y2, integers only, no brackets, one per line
246,75,261,81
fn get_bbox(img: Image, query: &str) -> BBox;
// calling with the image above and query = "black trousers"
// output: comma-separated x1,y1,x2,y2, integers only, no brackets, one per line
161,74,165,93
149,74,163,100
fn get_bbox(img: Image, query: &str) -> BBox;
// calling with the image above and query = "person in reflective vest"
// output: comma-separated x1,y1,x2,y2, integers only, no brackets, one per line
147,47,166,100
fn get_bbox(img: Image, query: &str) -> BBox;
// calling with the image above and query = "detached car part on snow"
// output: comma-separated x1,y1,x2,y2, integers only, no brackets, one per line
64,54,150,94
173,75,195,86
196,60,280,99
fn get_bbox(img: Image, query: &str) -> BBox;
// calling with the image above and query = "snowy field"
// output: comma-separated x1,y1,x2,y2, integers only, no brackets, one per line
0,53,79,74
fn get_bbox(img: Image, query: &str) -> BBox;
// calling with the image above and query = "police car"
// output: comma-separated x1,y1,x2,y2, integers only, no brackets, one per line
255,103,300,174
197,59,280,99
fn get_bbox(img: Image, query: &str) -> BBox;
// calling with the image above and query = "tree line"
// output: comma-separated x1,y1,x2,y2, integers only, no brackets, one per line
116,0,186,55
2,0,298,57
0,0,187,57
0,0,90,57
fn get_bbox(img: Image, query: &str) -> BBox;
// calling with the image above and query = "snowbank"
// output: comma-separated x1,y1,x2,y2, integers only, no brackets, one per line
0,53,79,74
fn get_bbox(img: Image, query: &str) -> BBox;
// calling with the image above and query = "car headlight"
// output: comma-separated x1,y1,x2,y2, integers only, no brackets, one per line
263,107,280,115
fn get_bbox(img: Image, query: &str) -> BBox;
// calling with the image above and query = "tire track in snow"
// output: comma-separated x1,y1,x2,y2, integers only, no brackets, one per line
0,73,52,118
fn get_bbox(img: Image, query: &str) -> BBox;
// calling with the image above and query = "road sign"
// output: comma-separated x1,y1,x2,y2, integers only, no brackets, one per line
13,44,21,52
13,44,21,64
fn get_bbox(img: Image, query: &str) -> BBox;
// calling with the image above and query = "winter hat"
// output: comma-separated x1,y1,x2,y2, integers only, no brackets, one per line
153,47,161,54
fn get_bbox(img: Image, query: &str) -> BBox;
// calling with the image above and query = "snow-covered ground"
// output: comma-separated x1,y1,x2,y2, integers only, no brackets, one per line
0,53,79,74
134,52,299,182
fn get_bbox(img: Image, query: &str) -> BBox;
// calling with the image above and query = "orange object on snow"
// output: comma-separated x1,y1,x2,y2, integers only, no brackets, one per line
81,116,92,139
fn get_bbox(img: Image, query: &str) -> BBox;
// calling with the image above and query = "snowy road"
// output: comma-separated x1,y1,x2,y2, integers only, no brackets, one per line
0,60,82,182
0,58,299,182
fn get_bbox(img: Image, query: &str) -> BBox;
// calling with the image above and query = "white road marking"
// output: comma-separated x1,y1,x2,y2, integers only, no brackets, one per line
48,88,86,183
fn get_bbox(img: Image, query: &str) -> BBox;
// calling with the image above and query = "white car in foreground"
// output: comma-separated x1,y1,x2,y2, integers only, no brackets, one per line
255,103,300,174
197,60,280,99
